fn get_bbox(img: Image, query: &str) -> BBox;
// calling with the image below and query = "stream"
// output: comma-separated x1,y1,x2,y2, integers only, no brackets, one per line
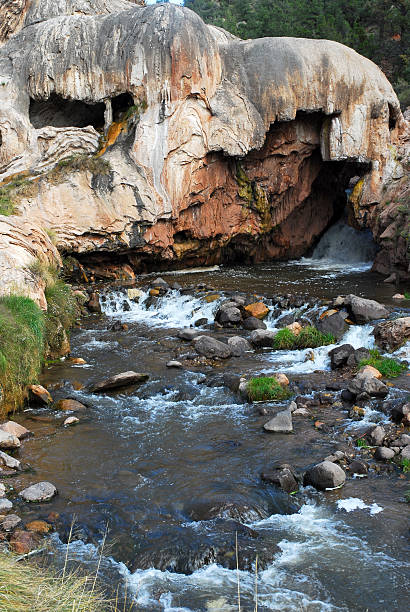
9,237,410,611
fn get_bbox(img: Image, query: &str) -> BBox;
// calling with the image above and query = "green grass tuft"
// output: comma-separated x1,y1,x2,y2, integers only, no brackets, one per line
404,291,410,299
358,349,407,378
247,376,292,402
402,458,410,474
356,437,370,448
273,326,335,350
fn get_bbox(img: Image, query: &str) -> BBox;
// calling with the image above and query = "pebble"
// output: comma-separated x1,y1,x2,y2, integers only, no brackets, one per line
20,482,57,503
0,498,13,511
166,360,183,368
63,416,80,426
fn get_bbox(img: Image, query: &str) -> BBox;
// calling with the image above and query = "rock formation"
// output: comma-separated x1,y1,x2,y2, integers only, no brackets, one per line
0,0,408,297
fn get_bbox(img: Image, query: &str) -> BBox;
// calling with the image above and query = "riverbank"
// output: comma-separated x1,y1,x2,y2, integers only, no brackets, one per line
0,261,408,610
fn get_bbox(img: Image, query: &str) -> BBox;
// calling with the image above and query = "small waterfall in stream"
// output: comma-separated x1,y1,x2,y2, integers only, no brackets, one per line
309,219,378,269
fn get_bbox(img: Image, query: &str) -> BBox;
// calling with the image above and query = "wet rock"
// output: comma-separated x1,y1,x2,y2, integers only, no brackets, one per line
0,483,5,497
227,336,252,356
397,434,410,447
127,288,143,301
0,514,21,532
28,384,52,405
390,403,410,424
0,450,22,471
372,317,410,351
0,498,13,511
55,399,87,411
87,292,101,313
187,500,266,523
177,328,202,341
242,316,267,330
110,320,127,332
91,371,149,392
348,460,368,475
222,373,241,393
63,416,79,426
317,311,347,340
166,360,183,368
0,430,20,450
68,357,87,365
193,336,232,359
170,282,182,291
374,447,395,461
275,374,290,387
366,425,385,446
286,322,302,336
244,302,269,319
9,529,41,554
346,347,371,367
263,408,293,433
401,445,410,460
344,294,389,324
293,407,310,416
261,465,298,493
250,329,276,347
20,482,57,502
348,370,389,398
151,277,168,288
217,306,242,326
328,344,354,369
25,520,52,534
194,317,208,327
303,461,346,490
341,389,356,402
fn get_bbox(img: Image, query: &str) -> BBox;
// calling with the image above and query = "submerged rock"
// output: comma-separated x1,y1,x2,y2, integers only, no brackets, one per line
193,336,232,359
263,408,293,433
91,371,149,392
55,399,87,411
9,529,41,554
20,482,57,503
303,460,346,490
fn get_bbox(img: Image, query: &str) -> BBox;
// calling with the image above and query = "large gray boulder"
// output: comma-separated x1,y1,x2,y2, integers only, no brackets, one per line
345,295,389,324
227,336,252,356
366,425,385,446
0,430,20,450
348,370,389,398
303,461,346,490
243,317,267,331
250,329,277,347
317,311,347,340
215,304,242,326
20,482,57,503
193,336,232,359
372,317,410,351
263,409,293,433
328,344,354,369
0,450,22,471
91,371,149,392
178,328,203,341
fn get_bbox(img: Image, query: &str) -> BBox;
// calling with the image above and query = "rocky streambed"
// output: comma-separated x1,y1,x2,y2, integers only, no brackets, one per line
0,261,409,611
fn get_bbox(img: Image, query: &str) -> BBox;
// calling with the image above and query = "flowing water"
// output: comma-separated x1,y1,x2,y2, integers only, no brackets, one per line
11,231,410,611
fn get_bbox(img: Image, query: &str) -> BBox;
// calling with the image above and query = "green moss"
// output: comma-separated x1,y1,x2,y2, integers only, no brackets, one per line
358,349,407,378
0,176,38,216
247,377,292,402
273,326,335,350
236,161,253,203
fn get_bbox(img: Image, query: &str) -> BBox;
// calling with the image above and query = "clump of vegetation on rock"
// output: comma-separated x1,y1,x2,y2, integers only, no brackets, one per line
358,349,407,378
273,326,335,350
0,176,38,216
48,154,111,183
247,376,292,402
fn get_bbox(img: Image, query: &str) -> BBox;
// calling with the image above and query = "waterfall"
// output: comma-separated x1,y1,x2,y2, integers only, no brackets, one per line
310,219,377,266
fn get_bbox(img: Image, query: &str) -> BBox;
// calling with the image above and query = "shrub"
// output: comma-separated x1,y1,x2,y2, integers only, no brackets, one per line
0,296,45,409
247,376,292,402
273,326,335,350
358,349,407,378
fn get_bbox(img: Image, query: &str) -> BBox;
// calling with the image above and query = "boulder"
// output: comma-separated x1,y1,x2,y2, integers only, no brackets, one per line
348,460,368,475
244,302,269,319
397,434,410,447
26,520,52,534
286,322,302,336
63,416,80,426
91,371,149,393
390,403,410,424
261,464,298,493
360,365,382,379
0,430,20,450
194,317,208,327
0,450,22,471
274,373,290,386
346,347,371,367
372,317,410,351
250,329,276,347
242,317,267,330
303,461,346,490
374,447,395,461
0,498,13,511
216,305,242,326
328,344,354,369
348,370,389,398
177,328,202,341
87,292,102,313
55,399,87,411
317,311,346,340
0,514,21,532
166,360,183,368
9,529,41,554
263,409,293,433
345,294,389,324
227,336,252,356
151,277,168,288
28,384,52,405
401,445,410,460
366,425,385,446
193,336,232,359
127,288,143,301
20,482,57,503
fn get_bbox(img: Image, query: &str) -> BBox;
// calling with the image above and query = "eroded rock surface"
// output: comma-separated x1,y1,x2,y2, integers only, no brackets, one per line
0,0,408,290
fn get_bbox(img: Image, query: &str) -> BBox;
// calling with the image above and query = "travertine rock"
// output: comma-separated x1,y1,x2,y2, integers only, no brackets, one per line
0,1,407,291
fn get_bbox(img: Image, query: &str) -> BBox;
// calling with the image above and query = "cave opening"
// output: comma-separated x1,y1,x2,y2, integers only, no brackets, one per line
111,92,135,122
29,94,106,130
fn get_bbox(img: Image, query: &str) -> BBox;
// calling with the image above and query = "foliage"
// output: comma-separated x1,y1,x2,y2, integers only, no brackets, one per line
402,458,410,473
0,554,111,612
184,0,410,108
48,155,111,184
0,296,45,409
356,437,370,448
273,326,335,350
0,176,37,216
404,291,410,299
247,376,292,401
358,349,407,378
